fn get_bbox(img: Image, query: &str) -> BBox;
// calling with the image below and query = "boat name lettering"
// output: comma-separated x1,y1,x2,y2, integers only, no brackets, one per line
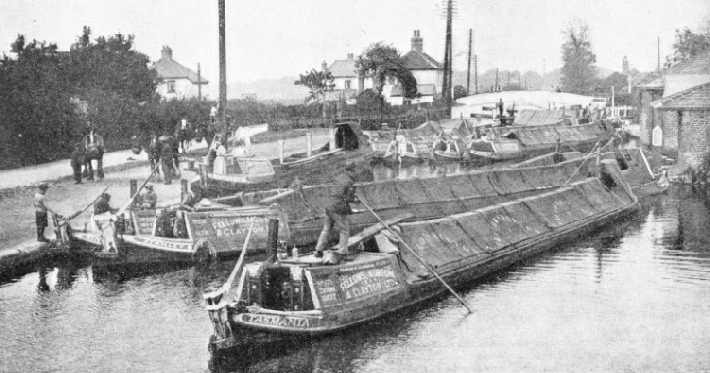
135,237,189,251
215,225,267,237
242,314,311,329
339,268,398,291
345,278,398,300
211,217,267,230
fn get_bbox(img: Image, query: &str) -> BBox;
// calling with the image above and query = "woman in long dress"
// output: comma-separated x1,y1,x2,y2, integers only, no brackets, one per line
213,141,227,174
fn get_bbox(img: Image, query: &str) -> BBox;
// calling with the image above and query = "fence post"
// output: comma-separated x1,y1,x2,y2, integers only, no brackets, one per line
278,140,285,164
329,127,336,151
130,179,137,201
306,132,312,158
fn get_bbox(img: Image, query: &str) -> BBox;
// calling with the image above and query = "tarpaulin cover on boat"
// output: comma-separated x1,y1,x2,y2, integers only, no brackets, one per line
252,158,593,223
514,109,567,126
390,178,623,274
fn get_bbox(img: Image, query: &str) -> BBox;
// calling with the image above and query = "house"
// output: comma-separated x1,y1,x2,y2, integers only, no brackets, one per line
638,49,710,171
153,46,208,100
402,30,444,95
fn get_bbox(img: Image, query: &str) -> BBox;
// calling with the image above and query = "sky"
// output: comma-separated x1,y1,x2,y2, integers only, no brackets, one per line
1,0,709,98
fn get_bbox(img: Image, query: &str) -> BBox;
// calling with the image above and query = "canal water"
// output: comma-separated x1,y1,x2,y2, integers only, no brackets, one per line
1,187,709,372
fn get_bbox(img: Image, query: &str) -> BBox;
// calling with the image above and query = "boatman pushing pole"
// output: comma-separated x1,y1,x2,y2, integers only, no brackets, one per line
314,160,359,265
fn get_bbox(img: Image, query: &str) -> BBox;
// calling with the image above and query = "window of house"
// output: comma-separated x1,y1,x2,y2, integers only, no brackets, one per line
167,80,175,93
345,80,351,89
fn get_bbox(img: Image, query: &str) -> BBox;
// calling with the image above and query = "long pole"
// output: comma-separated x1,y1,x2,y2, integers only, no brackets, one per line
197,63,202,102
467,29,472,95
218,0,228,148
474,55,478,94
357,195,473,314
442,0,452,104
657,36,660,74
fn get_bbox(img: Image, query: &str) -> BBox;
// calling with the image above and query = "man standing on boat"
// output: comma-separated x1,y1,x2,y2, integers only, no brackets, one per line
314,161,358,265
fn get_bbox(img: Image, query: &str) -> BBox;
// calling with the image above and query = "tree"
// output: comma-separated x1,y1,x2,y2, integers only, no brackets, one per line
294,68,334,103
356,42,417,99
453,85,468,100
665,27,710,68
560,19,597,95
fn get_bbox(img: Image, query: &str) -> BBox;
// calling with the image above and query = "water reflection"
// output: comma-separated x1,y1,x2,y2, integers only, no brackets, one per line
1,187,710,372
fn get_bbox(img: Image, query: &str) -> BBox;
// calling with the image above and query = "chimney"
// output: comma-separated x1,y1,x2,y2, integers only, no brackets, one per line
321,60,328,72
347,53,354,59
411,30,423,52
161,45,173,59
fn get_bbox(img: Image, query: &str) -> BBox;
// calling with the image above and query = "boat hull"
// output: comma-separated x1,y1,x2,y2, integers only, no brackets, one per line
210,201,638,354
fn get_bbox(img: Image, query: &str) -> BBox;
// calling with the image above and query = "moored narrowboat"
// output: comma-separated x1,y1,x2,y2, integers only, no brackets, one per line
59,204,290,263
205,159,639,355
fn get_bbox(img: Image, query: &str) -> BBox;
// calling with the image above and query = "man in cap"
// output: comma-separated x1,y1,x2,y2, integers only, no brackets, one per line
141,185,157,210
34,184,58,242
94,193,117,215
314,160,359,264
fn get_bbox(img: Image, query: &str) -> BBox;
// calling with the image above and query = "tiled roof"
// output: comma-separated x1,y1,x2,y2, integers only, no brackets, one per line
667,49,710,75
153,57,208,84
402,50,443,70
650,81,710,110
329,59,358,77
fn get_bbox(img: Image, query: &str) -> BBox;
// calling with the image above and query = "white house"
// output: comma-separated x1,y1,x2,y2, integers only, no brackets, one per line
153,46,208,100
401,30,444,94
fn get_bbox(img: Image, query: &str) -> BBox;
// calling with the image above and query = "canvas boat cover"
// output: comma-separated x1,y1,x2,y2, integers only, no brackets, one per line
389,177,632,275
486,121,611,150
514,109,567,126
252,158,594,223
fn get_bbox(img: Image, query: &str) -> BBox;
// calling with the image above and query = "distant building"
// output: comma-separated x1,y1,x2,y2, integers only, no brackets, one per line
638,49,710,171
401,30,444,95
153,46,208,100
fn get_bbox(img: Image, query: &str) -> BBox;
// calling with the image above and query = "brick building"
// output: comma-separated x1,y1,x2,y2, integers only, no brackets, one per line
650,82,710,170
637,50,710,171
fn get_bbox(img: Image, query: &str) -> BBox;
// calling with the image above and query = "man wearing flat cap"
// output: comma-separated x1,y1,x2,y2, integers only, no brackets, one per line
34,184,57,242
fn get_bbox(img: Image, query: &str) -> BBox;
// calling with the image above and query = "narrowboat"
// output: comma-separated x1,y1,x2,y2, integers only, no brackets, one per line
514,148,669,197
197,122,374,198
463,120,614,166
204,159,639,355
58,204,290,263
219,156,598,247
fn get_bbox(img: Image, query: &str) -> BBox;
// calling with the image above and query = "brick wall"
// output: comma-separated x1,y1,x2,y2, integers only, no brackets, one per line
662,110,679,153
678,110,710,169
639,89,662,145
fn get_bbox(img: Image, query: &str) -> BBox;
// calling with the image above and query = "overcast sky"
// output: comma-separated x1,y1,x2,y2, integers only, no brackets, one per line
1,0,709,97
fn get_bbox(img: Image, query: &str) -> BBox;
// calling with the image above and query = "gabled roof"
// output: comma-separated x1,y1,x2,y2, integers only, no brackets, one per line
153,57,208,84
667,49,710,75
329,59,358,78
402,50,443,70
650,81,710,111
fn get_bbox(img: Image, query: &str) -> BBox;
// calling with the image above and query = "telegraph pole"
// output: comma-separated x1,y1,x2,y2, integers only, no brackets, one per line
474,55,478,94
467,29,472,95
197,63,202,102
442,0,453,104
219,0,228,146
657,36,661,74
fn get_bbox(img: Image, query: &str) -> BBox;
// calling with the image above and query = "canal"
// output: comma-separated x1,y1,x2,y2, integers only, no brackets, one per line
1,186,709,372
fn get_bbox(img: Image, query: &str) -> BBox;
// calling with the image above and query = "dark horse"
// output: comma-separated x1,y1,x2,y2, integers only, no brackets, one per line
195,119,217,149
84,129,105,181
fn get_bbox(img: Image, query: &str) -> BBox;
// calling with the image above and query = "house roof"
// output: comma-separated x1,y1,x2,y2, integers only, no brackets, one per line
328,59,358,78
667,49,710,75
650,81,710,111
153,57,208,84
402,50,443,70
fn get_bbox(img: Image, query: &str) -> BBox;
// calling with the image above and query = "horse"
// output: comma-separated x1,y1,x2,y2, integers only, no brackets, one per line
84,130,105,181
175,119,193,154
195,120,217,149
